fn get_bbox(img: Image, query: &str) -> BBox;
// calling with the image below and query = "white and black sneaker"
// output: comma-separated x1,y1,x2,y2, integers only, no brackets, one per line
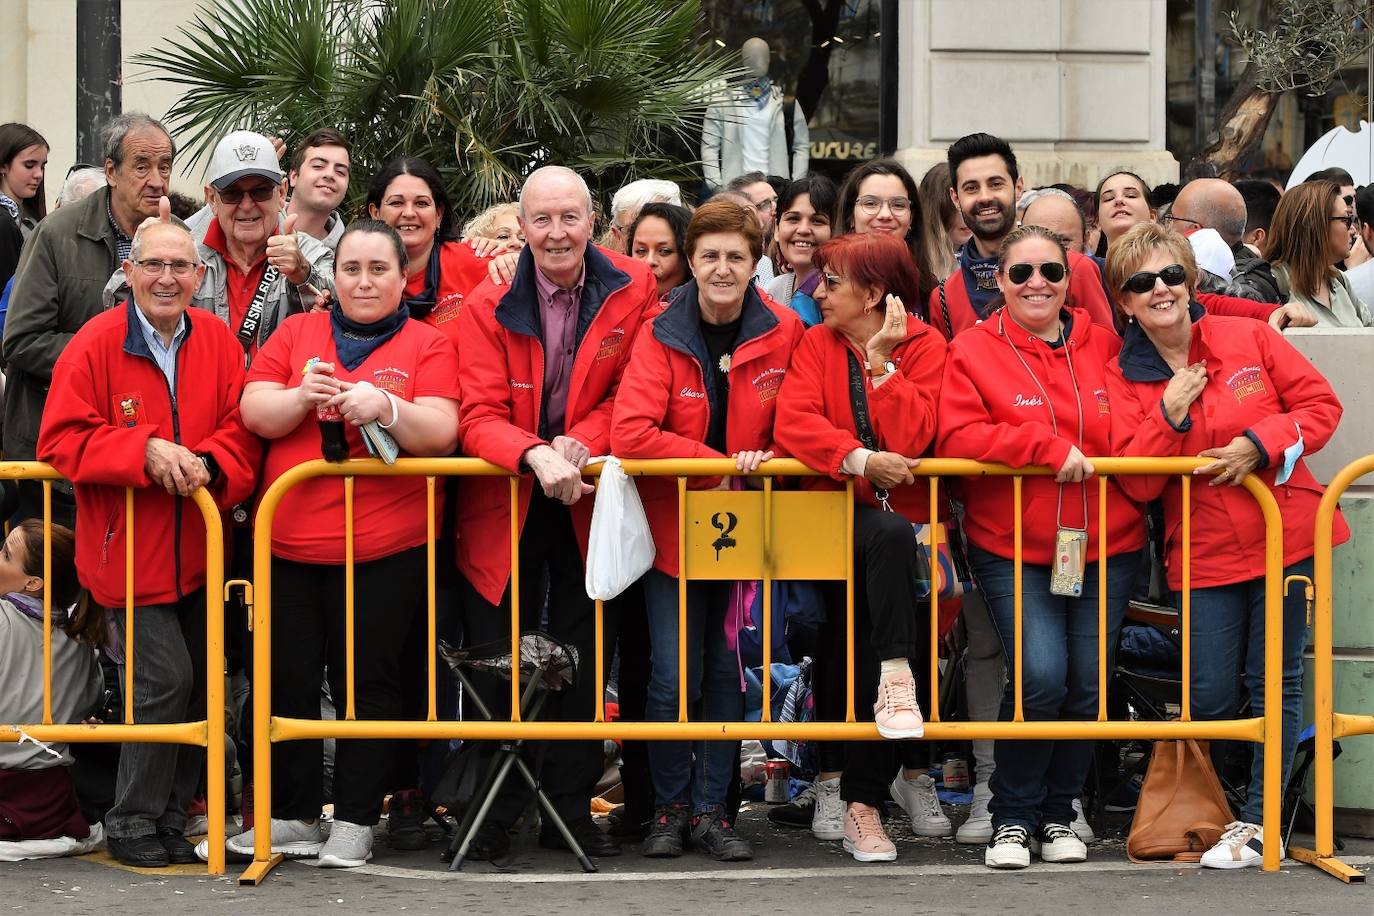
1030,822,1087,863
1200,821,1276,869
985,823,1030,869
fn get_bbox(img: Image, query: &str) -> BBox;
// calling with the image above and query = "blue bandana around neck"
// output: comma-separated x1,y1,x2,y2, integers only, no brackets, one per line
958,241,1002,320
401,243,442,320
744,77,773,110
330,303,410,371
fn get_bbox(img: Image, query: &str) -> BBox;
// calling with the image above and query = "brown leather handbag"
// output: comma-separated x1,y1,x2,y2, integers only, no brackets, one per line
1126,739,1234,863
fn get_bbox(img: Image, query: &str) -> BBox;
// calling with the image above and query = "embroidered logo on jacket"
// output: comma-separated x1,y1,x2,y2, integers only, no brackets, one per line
1094,388,1110,415
372,367,411,396
1226,365,1266,403
431,293,463,326
113,393,144,427
595,329,626,362
752,366,786,405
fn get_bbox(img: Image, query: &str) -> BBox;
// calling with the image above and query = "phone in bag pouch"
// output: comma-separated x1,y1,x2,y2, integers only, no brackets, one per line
1050,527,1088,597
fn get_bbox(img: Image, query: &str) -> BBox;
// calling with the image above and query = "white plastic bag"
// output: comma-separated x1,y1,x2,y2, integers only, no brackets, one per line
584,456,656,600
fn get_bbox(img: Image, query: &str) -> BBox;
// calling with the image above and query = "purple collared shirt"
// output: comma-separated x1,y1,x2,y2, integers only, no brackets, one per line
533,264,586,438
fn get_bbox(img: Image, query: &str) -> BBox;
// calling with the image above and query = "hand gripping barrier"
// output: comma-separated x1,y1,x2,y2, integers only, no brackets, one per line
239,456,1287,883
1288,455,1374,884
0,462,228,875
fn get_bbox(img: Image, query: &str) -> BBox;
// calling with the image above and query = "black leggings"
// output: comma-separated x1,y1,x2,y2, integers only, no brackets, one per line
269,547,426,826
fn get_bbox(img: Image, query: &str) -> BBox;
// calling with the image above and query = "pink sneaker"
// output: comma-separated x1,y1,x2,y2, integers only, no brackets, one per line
873,671,924,739
842,802,896,862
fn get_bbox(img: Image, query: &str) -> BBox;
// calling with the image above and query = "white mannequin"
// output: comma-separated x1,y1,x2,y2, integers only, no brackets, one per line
701,38,809,189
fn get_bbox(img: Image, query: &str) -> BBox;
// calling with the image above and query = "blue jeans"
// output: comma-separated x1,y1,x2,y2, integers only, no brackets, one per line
970,546,1139,832
1183,558,1312,825
643,570,742,815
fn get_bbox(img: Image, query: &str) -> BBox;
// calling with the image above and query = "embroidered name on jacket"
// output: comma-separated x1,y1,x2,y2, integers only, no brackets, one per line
509,379,535,390
679,387,705,399
1013,393,1045,408
595,328,626,362
114,393,144,427
1226,365,1266,403
752,366,786,404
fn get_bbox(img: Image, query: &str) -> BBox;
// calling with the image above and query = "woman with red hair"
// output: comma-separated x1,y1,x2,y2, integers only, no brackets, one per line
775,232,947,863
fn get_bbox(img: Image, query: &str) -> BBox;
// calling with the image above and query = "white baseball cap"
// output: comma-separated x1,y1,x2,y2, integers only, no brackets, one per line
207,130,282,190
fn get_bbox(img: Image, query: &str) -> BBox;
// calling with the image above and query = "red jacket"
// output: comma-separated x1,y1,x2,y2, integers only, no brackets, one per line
937,307,1144,564
1107,305,1348,588
610,283,805,575
38,301,261,607
456,245,658,604
929,250,1116,340
774,317,946,522
408,241,492,354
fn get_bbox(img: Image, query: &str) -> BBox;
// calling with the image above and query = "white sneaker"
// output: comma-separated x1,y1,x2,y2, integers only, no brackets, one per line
318,820,374,868
1030,822,1087,863
890,773,953,838
1200,821,1277,870
224,817,324,859
1069,798,1095,844
956,782,993,844
985,823,1030,869
185,814,243,839
811,777,844,840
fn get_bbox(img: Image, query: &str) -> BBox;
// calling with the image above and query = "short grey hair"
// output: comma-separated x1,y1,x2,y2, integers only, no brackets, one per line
56,167,106,207
129,217,201,265
1017,187,1075,212
518,165,593,218
101,112,176,170
610,179,683,227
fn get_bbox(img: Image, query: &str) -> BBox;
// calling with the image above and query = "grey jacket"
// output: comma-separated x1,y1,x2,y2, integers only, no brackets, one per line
102,207,335,355
2,186,122,460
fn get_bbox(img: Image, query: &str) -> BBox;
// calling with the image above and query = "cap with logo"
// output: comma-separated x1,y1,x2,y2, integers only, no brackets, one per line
207,130,282,191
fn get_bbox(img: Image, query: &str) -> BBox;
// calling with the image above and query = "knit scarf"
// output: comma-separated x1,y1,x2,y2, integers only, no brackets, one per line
330,302,410,371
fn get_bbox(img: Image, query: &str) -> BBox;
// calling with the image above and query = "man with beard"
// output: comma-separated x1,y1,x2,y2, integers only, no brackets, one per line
929,133,1113,340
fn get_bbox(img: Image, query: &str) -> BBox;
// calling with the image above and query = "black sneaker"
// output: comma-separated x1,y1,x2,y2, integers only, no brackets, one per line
641,804,689,858
691,806,753,862
387,789,429,851
984,823,1030,869
767,781,816,828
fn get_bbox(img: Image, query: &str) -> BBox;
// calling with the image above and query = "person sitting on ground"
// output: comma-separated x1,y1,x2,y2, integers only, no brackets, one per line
1105,220,1349,869
0,521,105,854
1264,180,1374,327
938,224,1145,872
626,201,692,300
775,232,949,863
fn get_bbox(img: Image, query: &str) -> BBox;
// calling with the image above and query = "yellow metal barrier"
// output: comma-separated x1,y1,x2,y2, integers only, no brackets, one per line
1289,455,1374,884
0,461,227,875
241,456,1287,883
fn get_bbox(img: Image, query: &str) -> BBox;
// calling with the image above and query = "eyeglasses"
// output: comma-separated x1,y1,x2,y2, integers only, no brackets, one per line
752,197,777,214
1005,261,1066,284
856,195,911,216
821,272,845,287
1343,194,1355,207
1331,214,1356,229
217,184,277,205
133,258,198,278
1162,214,1202,231
1121,263,1188,294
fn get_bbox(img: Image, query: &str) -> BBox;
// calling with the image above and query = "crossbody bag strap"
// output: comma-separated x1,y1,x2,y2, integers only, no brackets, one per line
938,279,953,341
845,348,878,450
236,262,281,353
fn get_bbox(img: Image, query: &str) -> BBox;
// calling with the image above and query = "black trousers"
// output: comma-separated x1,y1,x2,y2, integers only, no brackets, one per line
269,547,426,826
460,490,609,829
604,580,653,825
814,504,933,806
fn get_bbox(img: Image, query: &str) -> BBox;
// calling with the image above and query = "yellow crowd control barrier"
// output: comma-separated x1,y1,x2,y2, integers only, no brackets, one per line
241,456,1287,884
0,461,228,875
1289,455,1373,884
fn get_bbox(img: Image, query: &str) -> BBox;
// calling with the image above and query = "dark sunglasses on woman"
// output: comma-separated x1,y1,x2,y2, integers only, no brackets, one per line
1121,263,1187,294
1006,261,1066,284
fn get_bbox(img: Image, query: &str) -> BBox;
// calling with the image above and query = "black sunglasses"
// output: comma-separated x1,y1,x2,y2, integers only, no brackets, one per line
1006,261,1066,284
1331,214,1356,229
1122,263,1188,294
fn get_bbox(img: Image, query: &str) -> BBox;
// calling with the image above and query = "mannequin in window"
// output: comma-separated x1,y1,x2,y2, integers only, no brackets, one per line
702,38,809,191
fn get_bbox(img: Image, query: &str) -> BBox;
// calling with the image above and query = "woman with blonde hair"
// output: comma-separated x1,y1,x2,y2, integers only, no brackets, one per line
917,162,967,279
1263,180,1374,326
461,202,524,251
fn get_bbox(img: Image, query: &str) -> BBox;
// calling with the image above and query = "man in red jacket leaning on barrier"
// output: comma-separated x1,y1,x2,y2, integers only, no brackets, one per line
37,217,260,868
456,165,659,862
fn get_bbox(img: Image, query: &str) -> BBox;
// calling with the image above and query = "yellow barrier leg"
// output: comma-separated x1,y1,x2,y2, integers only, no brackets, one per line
196,490,227,876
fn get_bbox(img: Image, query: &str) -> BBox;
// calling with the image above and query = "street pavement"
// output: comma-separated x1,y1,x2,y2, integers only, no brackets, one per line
1,805,1369,915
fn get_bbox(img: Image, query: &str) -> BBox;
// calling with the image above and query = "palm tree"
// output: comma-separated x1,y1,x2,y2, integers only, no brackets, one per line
133,0,741,218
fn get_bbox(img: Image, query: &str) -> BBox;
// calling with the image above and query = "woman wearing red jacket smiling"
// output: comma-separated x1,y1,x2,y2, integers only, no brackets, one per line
1105,221,1348,870
937,225,1144,871
611,199,804,863
774,232,948,864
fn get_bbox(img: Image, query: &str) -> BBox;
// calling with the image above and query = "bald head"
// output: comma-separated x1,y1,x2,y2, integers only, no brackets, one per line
519,165,595,289
1171,179,1247,248
519,165,593,218
1021,193,1087,254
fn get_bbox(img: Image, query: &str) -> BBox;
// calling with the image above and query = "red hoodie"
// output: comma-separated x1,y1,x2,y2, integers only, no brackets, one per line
929,250,1116,340
1107,308,1348,588
456,245,659,604
38,302,262,607
937,307,1144,564
610,284,805,576
774,318,946,522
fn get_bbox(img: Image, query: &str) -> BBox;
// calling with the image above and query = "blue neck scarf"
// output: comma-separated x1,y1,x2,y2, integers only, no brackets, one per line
330,303,410,371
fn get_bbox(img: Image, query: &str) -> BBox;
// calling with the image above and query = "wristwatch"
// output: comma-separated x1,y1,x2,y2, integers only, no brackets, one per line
872,359,897,381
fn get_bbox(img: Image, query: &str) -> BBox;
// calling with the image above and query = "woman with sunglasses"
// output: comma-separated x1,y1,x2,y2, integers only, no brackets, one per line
938,224,1144,871
1263,180,1374,327
366,157,493,351
1105,221,1348,869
